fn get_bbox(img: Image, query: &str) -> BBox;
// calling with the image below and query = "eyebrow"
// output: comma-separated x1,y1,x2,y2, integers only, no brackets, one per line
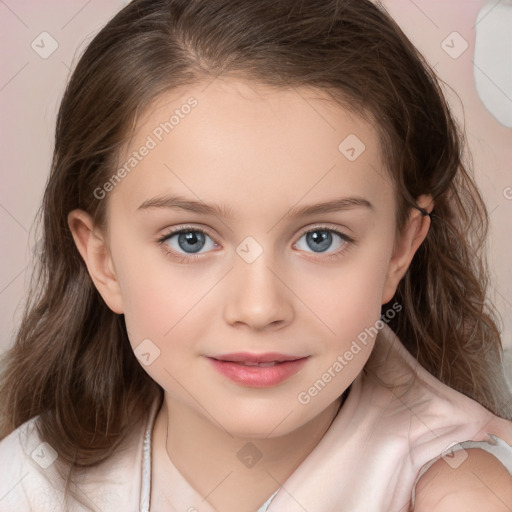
137,194,373,219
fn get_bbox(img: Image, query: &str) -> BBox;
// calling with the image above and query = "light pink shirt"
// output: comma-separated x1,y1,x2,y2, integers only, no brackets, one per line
1,325,511,511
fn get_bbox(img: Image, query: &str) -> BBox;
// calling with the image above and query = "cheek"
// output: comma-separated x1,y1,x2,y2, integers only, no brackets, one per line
120,263,201,345
296,246,392,334
295,247,394,402
118,263,204,392
117,227,393,344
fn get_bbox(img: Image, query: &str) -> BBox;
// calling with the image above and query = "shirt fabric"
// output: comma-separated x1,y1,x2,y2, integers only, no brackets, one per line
1,324,512,511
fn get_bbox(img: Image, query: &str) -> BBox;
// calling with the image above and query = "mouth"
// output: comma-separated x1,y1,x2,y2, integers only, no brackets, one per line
209,352,306,364
206,353,310,387
223,361,284,367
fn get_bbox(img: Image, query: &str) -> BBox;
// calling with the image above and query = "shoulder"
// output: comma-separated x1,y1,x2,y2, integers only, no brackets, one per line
413,446,512,511
0,417,66,511
0,416,40,474
0,411,148,511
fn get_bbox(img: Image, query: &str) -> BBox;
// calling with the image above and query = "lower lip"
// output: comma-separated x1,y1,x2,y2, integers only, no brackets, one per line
207,357,309,387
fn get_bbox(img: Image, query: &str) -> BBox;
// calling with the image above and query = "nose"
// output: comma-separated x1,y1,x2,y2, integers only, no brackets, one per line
223,249,293,331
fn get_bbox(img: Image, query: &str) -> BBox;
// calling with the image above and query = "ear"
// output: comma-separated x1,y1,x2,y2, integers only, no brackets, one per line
381,195,433,304
67,209,124,314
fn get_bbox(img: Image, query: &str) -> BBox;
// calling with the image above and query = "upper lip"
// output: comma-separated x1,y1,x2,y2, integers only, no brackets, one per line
208,352,307,363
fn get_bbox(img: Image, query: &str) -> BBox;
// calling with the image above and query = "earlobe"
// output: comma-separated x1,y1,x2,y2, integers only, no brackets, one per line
67,209,124,314
381,195,433,304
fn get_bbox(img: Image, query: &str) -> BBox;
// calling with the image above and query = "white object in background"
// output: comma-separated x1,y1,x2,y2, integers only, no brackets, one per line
474,1,512,128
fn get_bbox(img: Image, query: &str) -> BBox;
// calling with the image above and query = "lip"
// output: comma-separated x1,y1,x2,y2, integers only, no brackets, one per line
206,353,310,388
210,352,305,364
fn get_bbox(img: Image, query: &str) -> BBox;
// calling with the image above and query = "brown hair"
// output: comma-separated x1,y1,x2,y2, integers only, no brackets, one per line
1,0,511,476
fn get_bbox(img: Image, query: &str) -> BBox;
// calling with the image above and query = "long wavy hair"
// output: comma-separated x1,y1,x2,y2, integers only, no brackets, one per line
1,0,511,477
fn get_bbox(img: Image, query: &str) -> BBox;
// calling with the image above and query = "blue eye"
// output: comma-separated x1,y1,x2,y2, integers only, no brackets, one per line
158,225,352,263
294,227,351,257
159,227,218,259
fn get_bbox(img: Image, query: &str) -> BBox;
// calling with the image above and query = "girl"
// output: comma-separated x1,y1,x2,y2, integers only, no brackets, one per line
1,0,511,510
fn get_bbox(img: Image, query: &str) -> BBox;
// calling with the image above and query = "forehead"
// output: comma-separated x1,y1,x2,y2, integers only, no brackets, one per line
108,78,393,220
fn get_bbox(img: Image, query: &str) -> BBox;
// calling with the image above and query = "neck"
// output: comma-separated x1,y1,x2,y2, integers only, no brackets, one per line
152,389,348,512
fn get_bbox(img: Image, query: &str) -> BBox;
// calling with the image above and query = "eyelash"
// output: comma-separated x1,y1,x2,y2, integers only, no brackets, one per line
157,225,354,263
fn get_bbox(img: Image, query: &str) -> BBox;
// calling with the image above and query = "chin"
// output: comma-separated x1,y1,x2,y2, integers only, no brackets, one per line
218,408,309,440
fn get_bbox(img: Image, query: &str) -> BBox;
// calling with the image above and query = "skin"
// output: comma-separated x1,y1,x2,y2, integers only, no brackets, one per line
69,78,433,511
414,448,512,511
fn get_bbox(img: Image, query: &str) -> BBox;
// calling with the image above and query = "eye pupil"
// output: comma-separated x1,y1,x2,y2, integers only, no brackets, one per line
178,231,205,253
166,227,345,260
307,230,332,252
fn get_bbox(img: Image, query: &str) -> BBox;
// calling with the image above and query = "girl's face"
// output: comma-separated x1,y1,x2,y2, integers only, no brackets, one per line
75,78,426,438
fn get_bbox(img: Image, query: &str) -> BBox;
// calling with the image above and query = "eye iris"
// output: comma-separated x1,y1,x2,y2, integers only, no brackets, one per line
178,231,205,253
306,230,332,253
